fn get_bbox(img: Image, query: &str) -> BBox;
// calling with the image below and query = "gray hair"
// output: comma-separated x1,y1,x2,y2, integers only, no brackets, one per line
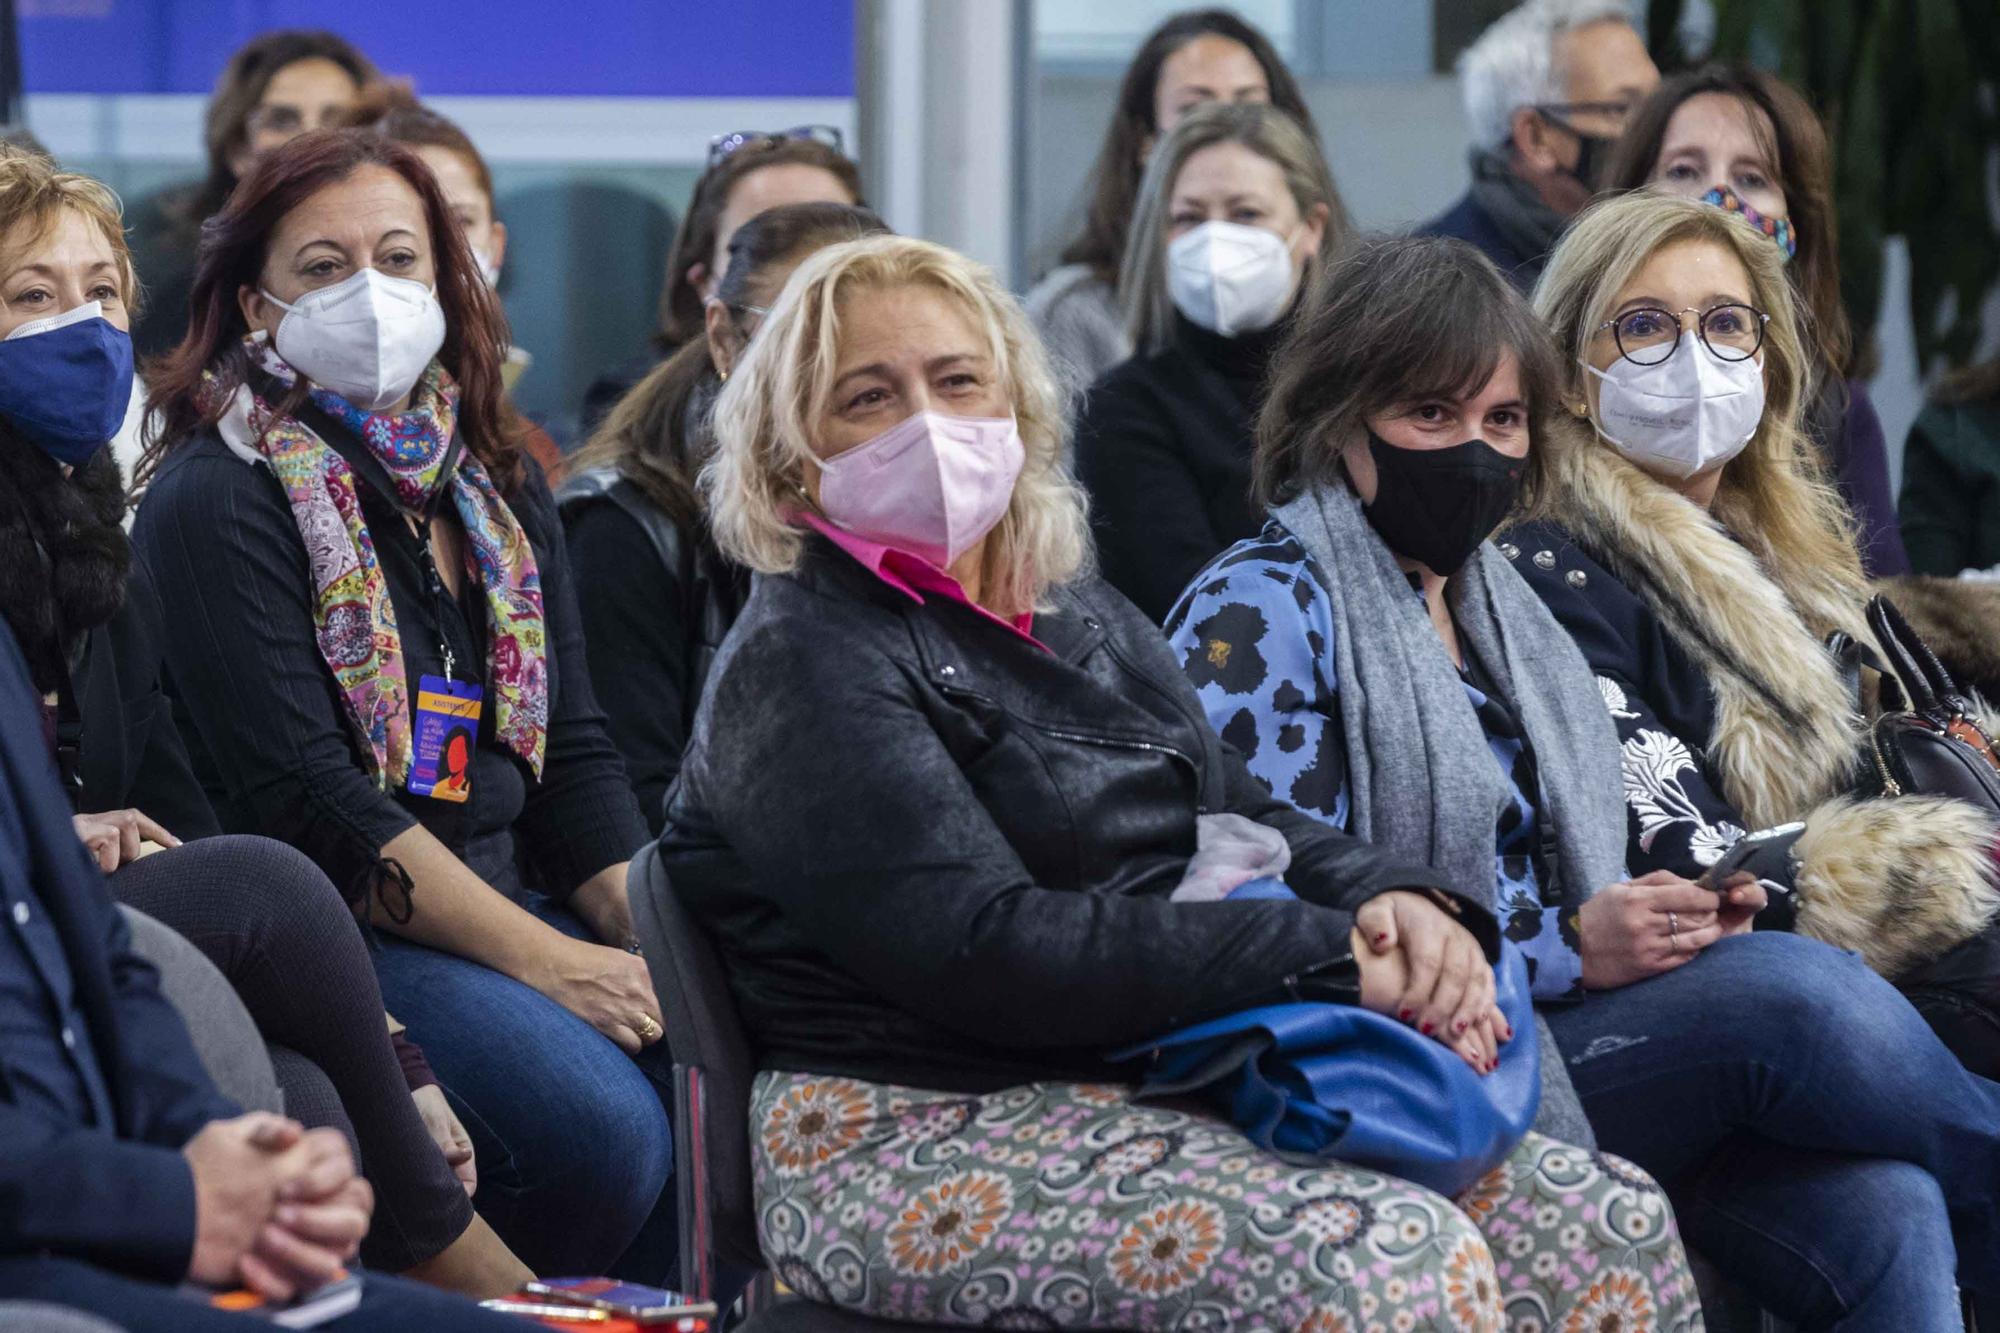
1118,102,1348,355
1457,0,1638,149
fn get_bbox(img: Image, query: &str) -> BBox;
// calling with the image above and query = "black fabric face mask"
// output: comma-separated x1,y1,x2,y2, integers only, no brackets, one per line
1358,431,1525,577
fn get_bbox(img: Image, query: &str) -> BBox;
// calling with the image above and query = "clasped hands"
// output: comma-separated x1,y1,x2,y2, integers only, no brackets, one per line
183,1112,374,1304
1353,890,1510,1075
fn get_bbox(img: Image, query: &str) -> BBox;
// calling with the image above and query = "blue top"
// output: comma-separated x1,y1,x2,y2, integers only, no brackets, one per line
1167,521,1583,1000
0,763,113,1131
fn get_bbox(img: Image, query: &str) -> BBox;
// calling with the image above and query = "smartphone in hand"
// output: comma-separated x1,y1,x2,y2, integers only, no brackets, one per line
1701,822,1806,890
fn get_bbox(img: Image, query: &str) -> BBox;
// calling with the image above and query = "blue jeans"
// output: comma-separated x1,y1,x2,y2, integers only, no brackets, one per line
370,896,674,1280
1547,931,1997,1331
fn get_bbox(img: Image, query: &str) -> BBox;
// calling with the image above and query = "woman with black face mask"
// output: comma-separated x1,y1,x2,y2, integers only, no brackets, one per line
1166,232,1600,1071
1170,230,2000,1330
1161,233,1708,1330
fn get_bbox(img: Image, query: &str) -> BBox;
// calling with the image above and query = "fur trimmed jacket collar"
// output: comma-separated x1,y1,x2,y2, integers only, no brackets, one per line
1541,435,1862,832
1536,433,1999,978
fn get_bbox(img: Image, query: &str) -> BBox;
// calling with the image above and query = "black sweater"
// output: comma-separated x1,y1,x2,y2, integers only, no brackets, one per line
560,472,750,834
67,561,221,840
133,433,647,903
1073,310,1291,622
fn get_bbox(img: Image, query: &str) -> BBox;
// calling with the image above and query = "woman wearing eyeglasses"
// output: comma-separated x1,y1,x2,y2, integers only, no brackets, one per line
578,126,862,433
561,202,889,830
1600,64,1909,577
1508,190,2000,1035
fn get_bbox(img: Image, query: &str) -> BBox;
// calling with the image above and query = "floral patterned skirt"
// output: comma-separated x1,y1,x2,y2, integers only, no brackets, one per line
751,1071,1703,1332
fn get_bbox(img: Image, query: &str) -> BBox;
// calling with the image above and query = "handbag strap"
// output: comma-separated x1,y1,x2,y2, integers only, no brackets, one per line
1866,594,1971,725
1824,629,1884,714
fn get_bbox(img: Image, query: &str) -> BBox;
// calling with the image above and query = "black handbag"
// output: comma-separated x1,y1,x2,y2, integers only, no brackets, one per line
1834,595,2000,812
1831,596,2000,1075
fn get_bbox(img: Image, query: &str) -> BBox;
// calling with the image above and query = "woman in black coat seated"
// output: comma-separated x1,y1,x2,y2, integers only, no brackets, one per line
1506,191,2000,1326
0,145,526,1294
1073,102,1344,622
133,128,671,1279
562,201,887,831
1506,193,2000,1034
655,232,1699,1329
1172,222,2000,1329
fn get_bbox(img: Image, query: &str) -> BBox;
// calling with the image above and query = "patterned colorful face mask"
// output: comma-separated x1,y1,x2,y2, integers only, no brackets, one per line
1702,187,1797,263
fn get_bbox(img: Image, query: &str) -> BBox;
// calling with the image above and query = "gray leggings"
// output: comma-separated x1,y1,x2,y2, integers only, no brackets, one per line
110,835,475,1273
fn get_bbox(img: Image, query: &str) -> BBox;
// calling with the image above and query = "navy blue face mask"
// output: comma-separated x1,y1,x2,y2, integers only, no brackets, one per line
0,301,134,467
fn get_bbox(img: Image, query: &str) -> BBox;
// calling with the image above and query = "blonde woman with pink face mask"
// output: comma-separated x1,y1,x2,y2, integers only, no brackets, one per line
655,234,1701,1331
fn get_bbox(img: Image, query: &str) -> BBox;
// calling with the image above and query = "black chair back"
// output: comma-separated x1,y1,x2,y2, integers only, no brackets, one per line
629,843,765,1299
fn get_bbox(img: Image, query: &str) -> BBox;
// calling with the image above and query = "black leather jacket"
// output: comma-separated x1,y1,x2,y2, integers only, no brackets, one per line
658,536,1483,1093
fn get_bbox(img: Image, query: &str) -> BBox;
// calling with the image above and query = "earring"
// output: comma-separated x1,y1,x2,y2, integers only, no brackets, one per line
717,368,730,384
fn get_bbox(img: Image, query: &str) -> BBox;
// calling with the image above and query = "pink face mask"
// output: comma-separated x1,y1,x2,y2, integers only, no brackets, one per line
816,410,1026,568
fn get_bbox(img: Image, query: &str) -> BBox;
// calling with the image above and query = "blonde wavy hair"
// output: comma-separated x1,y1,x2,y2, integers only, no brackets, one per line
0,146,139,313
702,234,1091,616
1531,191,1867,627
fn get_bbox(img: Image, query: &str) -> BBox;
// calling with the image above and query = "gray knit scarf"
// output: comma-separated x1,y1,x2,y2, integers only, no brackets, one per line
1272,483,1632,1148
1466,147,1569,284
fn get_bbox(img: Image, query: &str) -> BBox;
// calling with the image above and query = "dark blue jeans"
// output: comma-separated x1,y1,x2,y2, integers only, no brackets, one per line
0,1256,518,1330
370,895,675,1281
1547,931,1997,1331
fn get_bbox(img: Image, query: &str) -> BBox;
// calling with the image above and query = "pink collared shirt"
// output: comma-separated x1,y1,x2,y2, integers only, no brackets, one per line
797,511,1047,651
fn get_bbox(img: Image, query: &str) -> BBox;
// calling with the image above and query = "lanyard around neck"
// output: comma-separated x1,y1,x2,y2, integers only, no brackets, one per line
259,374,472,680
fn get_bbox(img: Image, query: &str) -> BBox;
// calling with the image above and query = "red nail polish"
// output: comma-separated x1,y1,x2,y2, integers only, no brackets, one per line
1453,1019,1468,1034
1400,1009,1414,1022
1373,932,1389,945
1420,1021,1435,1035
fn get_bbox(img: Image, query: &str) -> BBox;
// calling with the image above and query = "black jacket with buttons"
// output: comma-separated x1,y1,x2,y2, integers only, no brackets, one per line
657,535,1486,1093
1503,519,1767,896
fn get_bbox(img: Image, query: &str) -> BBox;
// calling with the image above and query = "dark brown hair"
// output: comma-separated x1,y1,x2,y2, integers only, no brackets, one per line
575,202,889,525
144,128,521,492
1060,9,1316,283
655,139,864,350
195,30,380,222
344,84,494,207
1256,234,1559,507
1601,63,1850,379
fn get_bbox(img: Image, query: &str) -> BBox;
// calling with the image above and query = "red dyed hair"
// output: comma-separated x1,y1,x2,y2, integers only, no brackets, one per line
144,127,521,492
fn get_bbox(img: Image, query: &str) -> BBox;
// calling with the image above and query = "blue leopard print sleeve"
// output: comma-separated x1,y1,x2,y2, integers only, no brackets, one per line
1166,521,1583,1001
1164,526,1348,826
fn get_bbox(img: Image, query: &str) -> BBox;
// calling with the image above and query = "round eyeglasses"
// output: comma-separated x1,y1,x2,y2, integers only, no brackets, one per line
1596,304,1769,366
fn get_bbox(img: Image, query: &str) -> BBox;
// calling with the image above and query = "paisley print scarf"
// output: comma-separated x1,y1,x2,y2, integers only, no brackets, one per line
207,340,547,786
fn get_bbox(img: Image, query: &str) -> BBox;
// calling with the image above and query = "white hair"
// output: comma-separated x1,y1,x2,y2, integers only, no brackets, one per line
1457,0,1638,149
